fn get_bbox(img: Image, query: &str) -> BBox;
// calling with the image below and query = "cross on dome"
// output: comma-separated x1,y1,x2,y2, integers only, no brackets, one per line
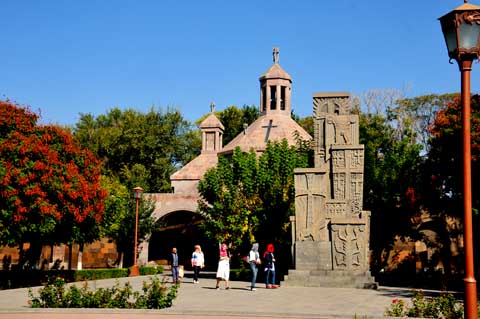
273,47,280,64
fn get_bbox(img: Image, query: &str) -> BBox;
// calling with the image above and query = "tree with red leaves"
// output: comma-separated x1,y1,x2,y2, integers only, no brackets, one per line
425,94,480,216
0,100,107,268
419,94,480,276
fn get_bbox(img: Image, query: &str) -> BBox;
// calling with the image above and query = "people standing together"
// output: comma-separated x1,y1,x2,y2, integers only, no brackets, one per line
168,242,279,290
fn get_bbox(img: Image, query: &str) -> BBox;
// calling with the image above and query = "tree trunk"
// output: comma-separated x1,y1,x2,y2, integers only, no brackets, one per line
77,243,84,270
27,241,42,269
18,243,25,269
68,243,73,270
119,251,124,268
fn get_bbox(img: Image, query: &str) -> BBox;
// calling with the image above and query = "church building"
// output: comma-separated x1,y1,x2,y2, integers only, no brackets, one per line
143,49,312,266
0,49,313,270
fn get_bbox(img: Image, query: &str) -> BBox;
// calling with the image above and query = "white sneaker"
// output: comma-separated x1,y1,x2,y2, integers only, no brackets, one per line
251,288,256,291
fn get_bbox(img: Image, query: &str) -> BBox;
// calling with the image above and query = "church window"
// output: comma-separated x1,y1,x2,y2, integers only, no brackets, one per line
261,86,267,112
270,85,277,110
206,132,215,151
280,86,286,110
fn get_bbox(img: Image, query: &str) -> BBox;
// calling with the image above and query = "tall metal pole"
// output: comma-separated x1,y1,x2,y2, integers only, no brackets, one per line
460,59,477,319
134,196,140,267
130,194,140,277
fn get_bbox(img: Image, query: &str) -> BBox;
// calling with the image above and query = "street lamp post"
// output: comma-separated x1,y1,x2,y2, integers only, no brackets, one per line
439,2,480,318
130,186,144,277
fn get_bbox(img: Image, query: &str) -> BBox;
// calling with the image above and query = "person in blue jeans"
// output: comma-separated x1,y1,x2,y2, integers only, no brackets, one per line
170,247,179,284
264,243,278,289
248,243,261,291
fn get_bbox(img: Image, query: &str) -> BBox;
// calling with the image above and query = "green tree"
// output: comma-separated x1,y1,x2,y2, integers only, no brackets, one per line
357,106,423,273
74,107,200,192
0,100,107,268
198,148,259,249
198,139,310,262
256,140,310,244
217,105,260,145
101,176,156,267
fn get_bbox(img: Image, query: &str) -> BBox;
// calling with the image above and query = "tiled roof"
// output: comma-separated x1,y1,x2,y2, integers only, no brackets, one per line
170,153,218,180
259,63,292,81
220,113,312,154
200,113,224,130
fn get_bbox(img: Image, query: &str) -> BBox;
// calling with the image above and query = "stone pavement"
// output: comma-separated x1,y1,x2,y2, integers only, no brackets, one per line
0,272,428,319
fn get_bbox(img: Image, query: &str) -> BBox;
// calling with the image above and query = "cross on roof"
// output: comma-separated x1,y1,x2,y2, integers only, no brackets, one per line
210,101,215,113
262,119,278,143
273,47,280,64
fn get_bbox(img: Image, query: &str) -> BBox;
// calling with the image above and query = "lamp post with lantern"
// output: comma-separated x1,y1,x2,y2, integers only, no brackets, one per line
129,186,144,277
439,2,480,318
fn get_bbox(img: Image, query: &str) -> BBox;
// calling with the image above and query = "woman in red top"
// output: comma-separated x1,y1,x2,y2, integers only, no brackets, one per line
264,244,278,289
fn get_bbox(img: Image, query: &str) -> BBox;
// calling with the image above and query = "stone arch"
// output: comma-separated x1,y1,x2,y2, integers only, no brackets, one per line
147,193,199,222
142,193,217,270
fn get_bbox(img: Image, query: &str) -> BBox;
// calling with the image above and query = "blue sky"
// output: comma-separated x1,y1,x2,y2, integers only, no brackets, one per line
1,1,478,126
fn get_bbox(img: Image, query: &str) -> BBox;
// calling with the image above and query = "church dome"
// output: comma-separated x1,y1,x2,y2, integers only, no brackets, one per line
200,113,224,130
219,113,312,155
259,63,292,81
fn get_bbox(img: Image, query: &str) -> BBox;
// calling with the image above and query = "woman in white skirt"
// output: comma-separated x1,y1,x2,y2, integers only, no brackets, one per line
215,243,230,290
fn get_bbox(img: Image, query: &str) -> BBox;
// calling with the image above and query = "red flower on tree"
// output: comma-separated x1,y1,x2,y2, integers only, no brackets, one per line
0,100,107,261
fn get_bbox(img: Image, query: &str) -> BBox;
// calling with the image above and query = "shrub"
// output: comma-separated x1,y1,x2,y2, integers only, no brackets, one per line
385,298,407,317
139,265,164,276
384,290,464,318
28,275,177,309
74,269,128,281
134,276,177,309
1,266,163,290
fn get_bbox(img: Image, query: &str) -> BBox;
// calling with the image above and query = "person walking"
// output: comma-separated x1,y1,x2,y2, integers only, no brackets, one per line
170,247,179,284
264,243,278,289
191,244,205,284
248,243,261,291
215,243,230,290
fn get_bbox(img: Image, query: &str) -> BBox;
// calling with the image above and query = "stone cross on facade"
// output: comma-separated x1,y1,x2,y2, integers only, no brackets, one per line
262,119,278,143
273,47,280,64
295,172,327,241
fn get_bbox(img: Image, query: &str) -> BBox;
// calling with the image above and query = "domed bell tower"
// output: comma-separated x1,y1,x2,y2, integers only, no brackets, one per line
259,47,292,116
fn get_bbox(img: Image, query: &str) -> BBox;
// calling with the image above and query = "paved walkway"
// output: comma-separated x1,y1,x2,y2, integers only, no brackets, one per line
0,272,438,319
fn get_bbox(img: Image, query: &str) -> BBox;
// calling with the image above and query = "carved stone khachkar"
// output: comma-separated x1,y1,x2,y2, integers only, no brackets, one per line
283,92,377,289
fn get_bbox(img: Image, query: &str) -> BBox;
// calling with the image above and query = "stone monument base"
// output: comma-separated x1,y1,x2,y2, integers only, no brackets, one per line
281,269,378,289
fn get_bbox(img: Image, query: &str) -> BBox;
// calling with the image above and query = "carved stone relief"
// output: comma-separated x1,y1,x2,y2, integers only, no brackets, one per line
350,149,364,169
333,173,345,199
292,93,372,282
331,224,365,271
350,173,363,216
295,172,327,241
326,201,347,218
313,96,351,116
332,150,345,169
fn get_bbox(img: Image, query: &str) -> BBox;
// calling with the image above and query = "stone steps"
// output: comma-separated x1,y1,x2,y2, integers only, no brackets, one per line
281,269,378,289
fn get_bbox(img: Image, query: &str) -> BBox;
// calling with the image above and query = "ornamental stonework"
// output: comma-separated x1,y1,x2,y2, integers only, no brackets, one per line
331,224,366,271
289,92,375,288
